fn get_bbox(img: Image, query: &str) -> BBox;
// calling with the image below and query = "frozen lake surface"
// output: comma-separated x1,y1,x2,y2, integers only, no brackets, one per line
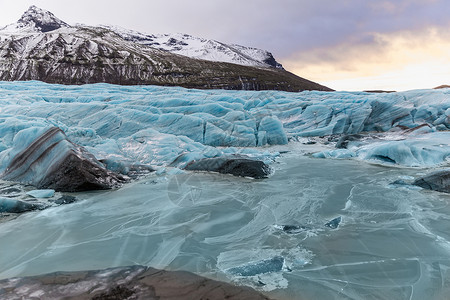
1,149,449,300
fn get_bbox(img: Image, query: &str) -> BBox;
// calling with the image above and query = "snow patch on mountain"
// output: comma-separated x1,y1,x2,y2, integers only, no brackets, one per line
101,25,283,68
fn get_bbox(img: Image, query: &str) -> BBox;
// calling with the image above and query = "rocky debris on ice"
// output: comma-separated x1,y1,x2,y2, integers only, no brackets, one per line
324,216,342,229
185,156,271,179
274,216,342,235
413,169,450,193
49,195,78,205
274,224,310,234
0,265,271,300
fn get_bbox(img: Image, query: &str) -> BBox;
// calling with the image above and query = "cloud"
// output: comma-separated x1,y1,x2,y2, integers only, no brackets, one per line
1,0,449,90
2,1,449,51
281,26,450,91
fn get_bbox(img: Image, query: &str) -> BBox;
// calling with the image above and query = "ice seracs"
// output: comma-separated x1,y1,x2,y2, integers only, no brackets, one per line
314,131,450,167
0,81,448,193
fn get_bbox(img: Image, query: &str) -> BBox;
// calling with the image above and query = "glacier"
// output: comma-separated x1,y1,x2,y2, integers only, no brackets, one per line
0,81,448,173
0,81,450,299
313,131,450,167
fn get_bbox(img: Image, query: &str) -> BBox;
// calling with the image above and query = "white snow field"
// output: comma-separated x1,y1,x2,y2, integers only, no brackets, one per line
0,81,450,300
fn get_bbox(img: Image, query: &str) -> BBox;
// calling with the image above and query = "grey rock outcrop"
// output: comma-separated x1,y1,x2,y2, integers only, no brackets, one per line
185,156,271,179
413,170,450,193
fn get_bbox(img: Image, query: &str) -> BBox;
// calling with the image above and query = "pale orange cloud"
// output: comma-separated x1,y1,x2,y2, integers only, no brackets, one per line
281,26,450,91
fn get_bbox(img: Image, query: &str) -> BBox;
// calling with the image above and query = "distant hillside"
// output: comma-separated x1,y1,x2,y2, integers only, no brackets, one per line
434,85,450,89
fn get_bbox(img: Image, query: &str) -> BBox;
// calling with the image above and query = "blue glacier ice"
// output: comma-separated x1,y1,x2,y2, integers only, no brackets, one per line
0,81,449,191
26,189,55,198
314,131,450,167
0,196,44,213
226,256,286,277
0,82,448,166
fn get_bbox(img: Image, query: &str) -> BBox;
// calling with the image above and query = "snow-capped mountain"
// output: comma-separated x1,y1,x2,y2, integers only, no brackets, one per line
100,25,283,69
1,5,69,33
0,6,331,91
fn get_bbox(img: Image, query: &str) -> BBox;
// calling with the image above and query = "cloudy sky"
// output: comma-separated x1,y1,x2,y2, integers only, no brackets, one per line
1,0,449,91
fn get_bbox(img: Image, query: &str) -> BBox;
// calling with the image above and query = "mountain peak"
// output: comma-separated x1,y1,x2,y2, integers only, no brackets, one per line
17,5,69,32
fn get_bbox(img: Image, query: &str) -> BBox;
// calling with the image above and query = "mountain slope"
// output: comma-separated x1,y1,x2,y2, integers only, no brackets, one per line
100,25,283,69
0,6,332,91
434,85,450,89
